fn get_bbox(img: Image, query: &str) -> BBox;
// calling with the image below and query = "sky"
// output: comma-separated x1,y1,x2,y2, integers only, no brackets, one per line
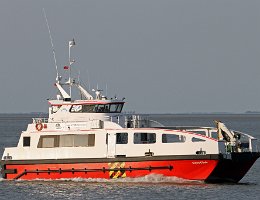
0,0,260,113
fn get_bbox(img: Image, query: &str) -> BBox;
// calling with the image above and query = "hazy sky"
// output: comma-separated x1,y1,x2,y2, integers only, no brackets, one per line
0,0,260,113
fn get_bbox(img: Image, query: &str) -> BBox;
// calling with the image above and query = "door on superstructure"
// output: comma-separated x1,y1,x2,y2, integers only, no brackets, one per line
107,132,129,158
107,132,116,158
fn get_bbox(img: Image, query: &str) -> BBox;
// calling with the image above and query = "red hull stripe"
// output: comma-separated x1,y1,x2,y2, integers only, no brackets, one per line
2,159,218,180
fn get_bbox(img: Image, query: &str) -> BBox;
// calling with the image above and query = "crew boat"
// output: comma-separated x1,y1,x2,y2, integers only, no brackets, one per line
1,39,259,183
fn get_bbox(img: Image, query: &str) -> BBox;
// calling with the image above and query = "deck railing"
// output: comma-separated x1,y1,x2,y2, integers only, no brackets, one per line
32,118,49,124
108,114,164,128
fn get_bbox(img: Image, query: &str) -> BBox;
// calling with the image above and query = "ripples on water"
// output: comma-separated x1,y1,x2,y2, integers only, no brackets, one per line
0,174,259,200
0,114,260,200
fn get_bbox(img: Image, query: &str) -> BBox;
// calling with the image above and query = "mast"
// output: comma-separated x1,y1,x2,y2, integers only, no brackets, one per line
68,39,76,97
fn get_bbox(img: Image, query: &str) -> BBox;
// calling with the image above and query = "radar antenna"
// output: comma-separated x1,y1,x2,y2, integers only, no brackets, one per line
43,8,60,82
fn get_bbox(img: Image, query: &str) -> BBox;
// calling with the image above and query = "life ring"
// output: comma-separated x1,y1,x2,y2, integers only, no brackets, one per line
36,123,43,131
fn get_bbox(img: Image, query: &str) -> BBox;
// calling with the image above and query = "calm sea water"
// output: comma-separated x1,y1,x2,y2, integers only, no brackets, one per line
0,113,259,200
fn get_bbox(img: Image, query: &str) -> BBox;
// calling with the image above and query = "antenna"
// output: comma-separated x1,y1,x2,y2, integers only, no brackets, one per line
77,70,83,99
68,38,76,97
86,69,91,91
106,83,108,97
42,8,59,82
77,70,81,83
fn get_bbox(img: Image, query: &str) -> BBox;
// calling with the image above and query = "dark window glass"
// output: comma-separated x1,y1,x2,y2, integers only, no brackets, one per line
162,134,186,143
110,104,118,112
88,134,95,146
82,105,95,113
23,137,31,147
116,104,123,112
116,133,128,144
211,131,218,139
192,137,206,142
134,133,156,144
70,103,124,113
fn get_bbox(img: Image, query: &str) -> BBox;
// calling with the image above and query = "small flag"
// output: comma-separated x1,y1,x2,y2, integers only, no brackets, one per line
64,66,69,70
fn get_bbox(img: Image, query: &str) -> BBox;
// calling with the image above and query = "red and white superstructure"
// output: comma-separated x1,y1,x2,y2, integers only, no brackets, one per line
1,39,259,182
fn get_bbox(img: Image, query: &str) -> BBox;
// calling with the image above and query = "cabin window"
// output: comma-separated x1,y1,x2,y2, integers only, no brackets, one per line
116,133,128,144
60,135,74,147
38,134,95,148
192,137,206,142
86,134,95,146
134,133,156,144
43,137,55,147
23,137,31,147
74,135,88,147
59,134,95,147
37,135,59,148
210,131,218,139
162,134,186,143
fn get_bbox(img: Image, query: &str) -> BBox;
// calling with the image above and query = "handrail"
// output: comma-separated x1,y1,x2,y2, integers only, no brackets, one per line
32,118,49,124
13,165,173,180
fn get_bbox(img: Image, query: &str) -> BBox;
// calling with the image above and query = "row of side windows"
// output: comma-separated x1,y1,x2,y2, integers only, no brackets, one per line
116,133,205,144
23,133,205,147
37,134,95,148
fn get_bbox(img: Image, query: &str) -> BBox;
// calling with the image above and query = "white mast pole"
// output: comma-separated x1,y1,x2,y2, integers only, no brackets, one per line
69,39,75,98
69,41,72,97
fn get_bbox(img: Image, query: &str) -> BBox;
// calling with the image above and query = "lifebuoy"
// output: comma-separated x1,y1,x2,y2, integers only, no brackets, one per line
36,123,43,131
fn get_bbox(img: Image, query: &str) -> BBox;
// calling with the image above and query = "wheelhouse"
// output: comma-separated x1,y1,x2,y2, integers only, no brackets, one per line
49,100,125,114
70,103,124,113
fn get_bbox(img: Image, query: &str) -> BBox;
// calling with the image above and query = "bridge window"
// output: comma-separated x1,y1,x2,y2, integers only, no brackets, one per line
191,131,206,136
109,104,123,113
51,106,61,113
162,134,186,143
70,103,123,113
134,133,156,144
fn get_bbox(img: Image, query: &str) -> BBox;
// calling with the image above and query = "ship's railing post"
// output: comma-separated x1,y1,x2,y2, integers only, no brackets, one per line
124,116,128,128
